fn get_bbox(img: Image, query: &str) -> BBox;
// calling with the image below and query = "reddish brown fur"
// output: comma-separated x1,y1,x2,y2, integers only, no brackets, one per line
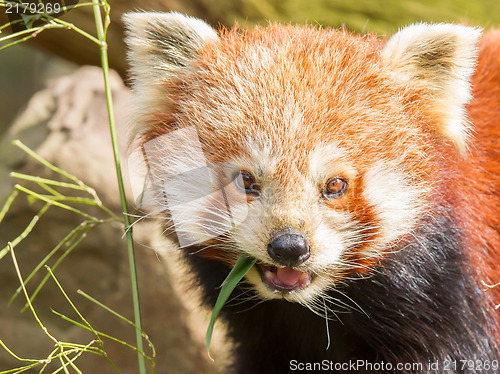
142,26,434,171
138,24,499,319
123,12,500,367
190,27,437,281
461,30,500,305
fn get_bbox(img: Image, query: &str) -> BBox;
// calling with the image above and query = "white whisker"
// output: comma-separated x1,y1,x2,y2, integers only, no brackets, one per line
323,297,331,350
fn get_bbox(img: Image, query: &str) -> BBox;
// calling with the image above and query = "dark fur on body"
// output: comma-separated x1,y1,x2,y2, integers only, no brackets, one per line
183,211,498,374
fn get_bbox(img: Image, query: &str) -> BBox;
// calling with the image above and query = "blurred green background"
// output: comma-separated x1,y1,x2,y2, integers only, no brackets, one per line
209,0,500,33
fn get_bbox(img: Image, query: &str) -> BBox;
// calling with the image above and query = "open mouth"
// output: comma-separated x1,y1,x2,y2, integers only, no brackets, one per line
257,263,313,292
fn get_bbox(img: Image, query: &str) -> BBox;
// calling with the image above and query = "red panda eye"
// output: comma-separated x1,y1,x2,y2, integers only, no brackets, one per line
234,170,260,196
324,177,348,198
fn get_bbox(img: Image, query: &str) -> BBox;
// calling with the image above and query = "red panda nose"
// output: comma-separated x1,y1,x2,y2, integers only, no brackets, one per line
267,231,310,267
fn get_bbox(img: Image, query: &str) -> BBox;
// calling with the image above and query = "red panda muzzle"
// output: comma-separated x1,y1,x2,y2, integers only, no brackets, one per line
266,229,310,267
258,264,313,291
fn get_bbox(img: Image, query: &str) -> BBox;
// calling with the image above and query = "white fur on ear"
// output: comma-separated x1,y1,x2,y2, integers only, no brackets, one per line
123,12,217,85
122,12,218,142
382,23,481,154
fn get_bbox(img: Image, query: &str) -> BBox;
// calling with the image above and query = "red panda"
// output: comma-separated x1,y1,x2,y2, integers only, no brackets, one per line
123,12,500,373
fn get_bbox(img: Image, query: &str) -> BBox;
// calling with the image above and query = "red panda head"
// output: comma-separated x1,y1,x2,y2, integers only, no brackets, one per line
123,12,481,307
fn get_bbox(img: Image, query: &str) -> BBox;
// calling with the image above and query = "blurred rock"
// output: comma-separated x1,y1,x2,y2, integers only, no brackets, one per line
0,66,226,374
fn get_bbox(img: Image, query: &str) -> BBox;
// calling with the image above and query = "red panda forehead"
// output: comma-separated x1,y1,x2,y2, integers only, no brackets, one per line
173,24,435,176
195,25,389,98
202,24,383,65
180,25,417,142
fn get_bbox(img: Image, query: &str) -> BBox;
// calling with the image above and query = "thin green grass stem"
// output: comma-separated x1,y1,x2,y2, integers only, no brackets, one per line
19,226,93,312
8,220,105,305
0,362,41,374
11,171,119,220
0,203,50,260
52,310,154,364
91,1,146,372
38,182,65,198
10,172,89,192
12,140,83,186
0,340,40,363
10,244,59,345
0,23,66,51
0,190,18,224
77,289,156,361
14,184,95,220
52,18,101,45
0,18,24,32
1,3,150,372
46,267,120,373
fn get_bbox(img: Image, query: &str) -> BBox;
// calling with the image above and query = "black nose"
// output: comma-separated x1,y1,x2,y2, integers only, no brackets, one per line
267,230,310,267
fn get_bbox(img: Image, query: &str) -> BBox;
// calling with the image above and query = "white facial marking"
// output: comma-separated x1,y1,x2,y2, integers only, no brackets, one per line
363,162,420,243
308,143,347,179
311,219,349,269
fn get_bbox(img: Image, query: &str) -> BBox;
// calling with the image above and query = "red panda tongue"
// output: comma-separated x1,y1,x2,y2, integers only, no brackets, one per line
275,267,303,287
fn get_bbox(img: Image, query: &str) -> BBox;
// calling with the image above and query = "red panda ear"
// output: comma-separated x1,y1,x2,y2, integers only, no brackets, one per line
382,23,481,154
122,12,218,143
122,11,217,86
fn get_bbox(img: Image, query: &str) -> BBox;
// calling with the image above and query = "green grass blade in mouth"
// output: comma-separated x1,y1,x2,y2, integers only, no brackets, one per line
205,255,256,357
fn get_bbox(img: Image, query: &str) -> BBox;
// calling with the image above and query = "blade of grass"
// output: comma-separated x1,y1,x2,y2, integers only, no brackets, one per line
19,226,93,312
0,18,25,32
0,21,59,42
38,347,59,373
10,172,89,193
0,203,50,260
77,290,138,329
9,150,104,206
48,196,119,220
205,256,256,357
57,355,72,374
9,175,119,220
8,221,98,305
37,182,65,198
51,341,98,374
52,310,154,364
0,23,67,51
91,1,146,372
52,17,101,45
0,362,41,374
46,267,120,373
8,244,118,373
2,3,149,371
9,244,59,345
46,266,98,335
77,290,156,361
0,189,18,224
11,140,84,186
0,340,41,364
14,184,96,220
